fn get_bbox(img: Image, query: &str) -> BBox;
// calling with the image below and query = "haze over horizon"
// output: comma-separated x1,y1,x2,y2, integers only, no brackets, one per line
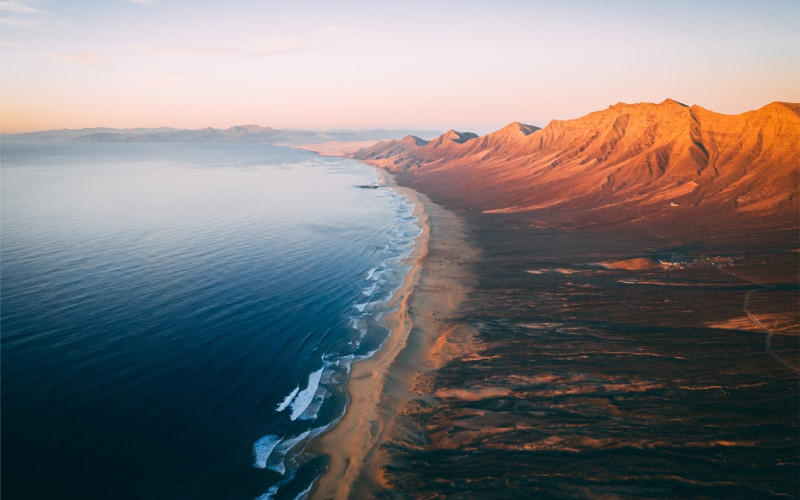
2,0,798,134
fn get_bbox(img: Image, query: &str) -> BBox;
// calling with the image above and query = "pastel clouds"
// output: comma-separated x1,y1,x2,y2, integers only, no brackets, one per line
0,0,43,14
0,0,44,26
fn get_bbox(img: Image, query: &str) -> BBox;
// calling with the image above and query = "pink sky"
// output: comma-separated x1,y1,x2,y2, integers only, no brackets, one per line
2,0,798,134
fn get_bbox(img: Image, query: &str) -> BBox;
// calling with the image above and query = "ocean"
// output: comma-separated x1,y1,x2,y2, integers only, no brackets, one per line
0,142,421,499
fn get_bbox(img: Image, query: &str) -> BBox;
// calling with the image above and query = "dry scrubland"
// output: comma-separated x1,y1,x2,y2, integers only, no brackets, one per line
312,101,799,499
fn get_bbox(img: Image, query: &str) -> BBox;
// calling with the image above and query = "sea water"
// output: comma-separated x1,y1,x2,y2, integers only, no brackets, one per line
0,142,421,499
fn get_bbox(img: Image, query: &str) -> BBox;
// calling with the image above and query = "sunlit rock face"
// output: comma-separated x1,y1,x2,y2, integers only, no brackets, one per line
355,100,799,232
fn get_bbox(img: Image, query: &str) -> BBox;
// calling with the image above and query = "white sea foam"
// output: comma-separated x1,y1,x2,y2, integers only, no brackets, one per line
343,356,354,374
297,389,326,421
354,298,384,315
349,317,367,337
290,367,323,421
257,183,422,492
264,430,311,474
357,347,380,360
253,434,281,469
256,485,279,500
276,386,299,413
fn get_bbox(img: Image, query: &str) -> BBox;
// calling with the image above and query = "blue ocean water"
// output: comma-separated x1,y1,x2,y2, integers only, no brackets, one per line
0,142,421,499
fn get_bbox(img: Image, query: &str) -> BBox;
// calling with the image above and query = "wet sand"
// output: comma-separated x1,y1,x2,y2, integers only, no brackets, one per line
309,173,476,499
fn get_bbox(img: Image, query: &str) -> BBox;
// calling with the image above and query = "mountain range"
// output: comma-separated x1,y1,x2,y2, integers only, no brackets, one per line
354,99,799,231
3,125,442,146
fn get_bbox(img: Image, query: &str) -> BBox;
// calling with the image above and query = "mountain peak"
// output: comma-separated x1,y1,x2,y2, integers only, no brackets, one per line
760,101,800,118
606,99,689,113
226,124,275,134
442,130,478,144
660,98,688,108
425,130,478,149
498,121,539,136
355,100,799,226
400,135,429,146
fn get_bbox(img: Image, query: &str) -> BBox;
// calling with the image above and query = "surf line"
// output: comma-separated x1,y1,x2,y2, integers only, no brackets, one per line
309,171,431,500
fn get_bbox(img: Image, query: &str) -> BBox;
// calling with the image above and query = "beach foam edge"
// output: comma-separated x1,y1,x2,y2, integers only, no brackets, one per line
308,170,431,499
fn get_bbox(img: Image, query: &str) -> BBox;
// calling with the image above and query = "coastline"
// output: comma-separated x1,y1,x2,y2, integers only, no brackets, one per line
309,170,475,499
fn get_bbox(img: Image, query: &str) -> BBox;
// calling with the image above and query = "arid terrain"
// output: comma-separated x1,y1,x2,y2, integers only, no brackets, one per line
346,100,799,498
358,99,798,231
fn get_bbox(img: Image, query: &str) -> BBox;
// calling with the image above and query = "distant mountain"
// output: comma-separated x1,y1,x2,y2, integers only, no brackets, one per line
3,126,442,146
354,100,799,229
2,127,185,142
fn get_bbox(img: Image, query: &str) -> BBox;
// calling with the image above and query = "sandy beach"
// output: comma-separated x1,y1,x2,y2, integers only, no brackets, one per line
309,173,475,499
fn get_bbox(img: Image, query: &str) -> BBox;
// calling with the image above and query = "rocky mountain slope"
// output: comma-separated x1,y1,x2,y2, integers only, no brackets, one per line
355,100,799,230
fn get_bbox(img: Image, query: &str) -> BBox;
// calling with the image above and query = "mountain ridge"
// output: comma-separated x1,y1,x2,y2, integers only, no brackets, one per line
3,126,443,146
354,100,799,230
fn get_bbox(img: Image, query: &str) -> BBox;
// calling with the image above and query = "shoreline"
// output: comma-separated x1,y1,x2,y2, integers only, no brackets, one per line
309,170,475,499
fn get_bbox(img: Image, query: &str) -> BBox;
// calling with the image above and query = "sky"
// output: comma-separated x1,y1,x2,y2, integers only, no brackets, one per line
2,0,799,134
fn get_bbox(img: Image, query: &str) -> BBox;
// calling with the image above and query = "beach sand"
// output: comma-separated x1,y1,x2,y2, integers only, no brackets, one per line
309,173,476,499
